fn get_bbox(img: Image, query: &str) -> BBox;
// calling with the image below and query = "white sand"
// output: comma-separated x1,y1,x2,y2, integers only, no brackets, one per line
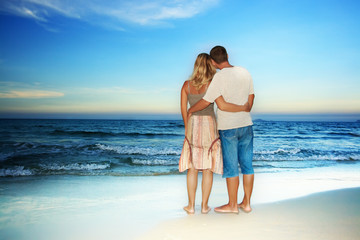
139,187,360,240
0,165,360,240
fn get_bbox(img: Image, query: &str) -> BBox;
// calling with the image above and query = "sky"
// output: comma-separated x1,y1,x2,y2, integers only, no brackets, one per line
0,0,360,121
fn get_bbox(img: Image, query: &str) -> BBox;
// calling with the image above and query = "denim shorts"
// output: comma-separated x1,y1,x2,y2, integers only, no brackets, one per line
219,125,254,178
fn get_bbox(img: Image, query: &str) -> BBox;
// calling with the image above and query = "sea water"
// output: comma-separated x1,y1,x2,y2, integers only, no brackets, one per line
1,119,360,177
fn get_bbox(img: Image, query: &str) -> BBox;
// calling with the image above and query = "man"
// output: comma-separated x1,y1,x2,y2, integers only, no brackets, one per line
188,46,255,213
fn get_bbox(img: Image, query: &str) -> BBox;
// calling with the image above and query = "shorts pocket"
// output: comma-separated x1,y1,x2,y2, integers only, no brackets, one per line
220,129,237,139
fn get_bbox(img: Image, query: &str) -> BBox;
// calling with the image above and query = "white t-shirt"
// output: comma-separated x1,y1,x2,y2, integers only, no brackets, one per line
203,66,254,130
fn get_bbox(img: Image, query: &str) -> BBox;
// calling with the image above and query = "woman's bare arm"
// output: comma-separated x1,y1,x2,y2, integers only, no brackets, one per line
180,82,189,131
215,94,255,112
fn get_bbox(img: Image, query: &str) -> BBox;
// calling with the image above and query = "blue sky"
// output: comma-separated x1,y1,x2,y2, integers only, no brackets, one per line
0,0,360,120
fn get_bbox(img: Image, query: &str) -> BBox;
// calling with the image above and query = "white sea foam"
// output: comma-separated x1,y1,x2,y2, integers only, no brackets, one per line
39,163,110,171
254,154,358,161
255,148,301,155
0,166,33,177
96,143,180,155
131,159,176,166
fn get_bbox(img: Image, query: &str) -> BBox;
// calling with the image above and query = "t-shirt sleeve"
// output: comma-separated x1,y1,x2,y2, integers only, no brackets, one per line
249,74,254,95
203,75,222,103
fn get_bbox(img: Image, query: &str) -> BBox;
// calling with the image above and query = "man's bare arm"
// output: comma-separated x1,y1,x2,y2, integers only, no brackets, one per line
215,94,255,112
248,94,255,111
187,99,211,117
215,96,249,112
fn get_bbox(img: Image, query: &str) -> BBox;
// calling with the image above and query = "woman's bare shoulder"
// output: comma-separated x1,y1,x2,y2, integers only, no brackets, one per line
181,81,189,93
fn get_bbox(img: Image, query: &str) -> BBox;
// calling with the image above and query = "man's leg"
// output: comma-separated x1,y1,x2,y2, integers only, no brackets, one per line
184,167,198,214
214,176,239,213
227,176,240,209
238,126,254,212
201,169,213,213
215,129,239,213
239,174,254,212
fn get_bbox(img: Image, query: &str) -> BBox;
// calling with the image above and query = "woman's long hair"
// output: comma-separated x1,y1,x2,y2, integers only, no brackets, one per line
188,53,216,90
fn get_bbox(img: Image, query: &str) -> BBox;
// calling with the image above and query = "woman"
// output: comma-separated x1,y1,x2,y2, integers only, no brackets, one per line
179,53,248,214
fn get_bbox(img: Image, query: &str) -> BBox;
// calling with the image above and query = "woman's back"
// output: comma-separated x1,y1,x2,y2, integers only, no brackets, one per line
187,81,215,116
179,53,223,211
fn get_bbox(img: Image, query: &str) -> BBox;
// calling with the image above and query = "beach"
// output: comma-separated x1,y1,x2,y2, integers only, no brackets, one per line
1,165,360,240
140,187,360,240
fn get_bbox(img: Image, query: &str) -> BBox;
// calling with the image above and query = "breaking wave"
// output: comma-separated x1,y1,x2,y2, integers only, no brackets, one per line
96,144,180,156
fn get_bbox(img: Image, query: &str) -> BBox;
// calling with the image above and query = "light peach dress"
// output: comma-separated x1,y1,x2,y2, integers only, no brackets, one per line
179,82,223,174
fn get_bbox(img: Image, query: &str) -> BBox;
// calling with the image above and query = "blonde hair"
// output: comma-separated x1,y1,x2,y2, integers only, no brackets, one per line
188,53,216,90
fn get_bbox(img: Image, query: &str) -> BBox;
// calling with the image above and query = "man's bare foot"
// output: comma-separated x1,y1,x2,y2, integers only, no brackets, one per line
201,206,211,214
214,204,239,214
183,206,195,214
238,203,252,213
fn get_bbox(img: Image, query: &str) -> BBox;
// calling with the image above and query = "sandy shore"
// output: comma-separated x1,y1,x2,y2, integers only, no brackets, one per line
1,166,359,240
139,187,360,240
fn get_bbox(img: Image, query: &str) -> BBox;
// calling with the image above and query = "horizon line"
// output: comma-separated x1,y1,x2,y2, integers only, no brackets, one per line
0,112,359,122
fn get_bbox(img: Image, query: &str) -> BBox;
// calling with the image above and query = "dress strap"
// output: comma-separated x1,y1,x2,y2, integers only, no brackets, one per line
188,81,191,94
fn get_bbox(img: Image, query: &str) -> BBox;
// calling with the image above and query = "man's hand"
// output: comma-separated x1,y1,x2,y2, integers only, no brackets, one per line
188,99,211,116
244,102,250,112
187,111,192,119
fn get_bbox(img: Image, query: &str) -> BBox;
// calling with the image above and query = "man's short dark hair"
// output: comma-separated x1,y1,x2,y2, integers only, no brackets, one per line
210,46,228,64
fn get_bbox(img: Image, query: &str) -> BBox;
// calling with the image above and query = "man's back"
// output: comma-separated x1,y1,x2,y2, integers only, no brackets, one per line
203,66,254,130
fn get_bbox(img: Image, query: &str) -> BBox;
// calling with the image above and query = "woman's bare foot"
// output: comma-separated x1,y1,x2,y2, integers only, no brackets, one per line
183,206,195,214
201,205,211,214
214,204,239,214
238,202,252,213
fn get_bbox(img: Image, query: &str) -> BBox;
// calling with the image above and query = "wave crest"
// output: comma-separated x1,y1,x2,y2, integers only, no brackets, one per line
51,130,181,137
131,159,177,166
255,148,301,155
39,163,111,171
0,166,34,177
96,144,180,156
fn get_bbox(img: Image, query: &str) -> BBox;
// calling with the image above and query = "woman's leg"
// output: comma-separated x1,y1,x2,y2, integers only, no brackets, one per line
201,169,213,213
184,167,198,214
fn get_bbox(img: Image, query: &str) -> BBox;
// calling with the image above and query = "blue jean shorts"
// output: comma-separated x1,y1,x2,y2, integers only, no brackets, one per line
219,125,254,178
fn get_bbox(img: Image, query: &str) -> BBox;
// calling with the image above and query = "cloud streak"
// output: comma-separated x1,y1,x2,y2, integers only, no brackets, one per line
79,86,177,95
0,0,219,30
0,90,64,98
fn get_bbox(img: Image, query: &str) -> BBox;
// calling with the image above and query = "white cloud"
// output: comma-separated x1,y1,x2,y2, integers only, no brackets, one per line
0,90,64,98
0,0,219,29
0,1,47,22
79,86,177,95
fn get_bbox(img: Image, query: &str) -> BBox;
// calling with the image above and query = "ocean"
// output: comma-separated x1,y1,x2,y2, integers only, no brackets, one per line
1,119,359,177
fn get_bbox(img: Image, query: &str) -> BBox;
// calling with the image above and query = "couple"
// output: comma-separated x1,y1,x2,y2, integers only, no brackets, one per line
179,46,255,214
